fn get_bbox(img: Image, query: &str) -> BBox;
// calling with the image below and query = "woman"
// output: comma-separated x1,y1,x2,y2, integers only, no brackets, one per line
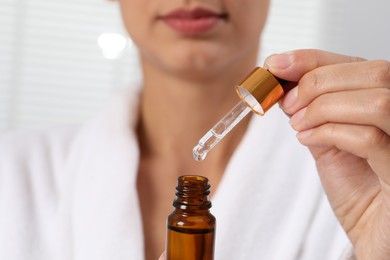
1,0,389,259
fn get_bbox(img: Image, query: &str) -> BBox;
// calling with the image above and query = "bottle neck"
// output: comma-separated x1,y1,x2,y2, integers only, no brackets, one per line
173,175,212,211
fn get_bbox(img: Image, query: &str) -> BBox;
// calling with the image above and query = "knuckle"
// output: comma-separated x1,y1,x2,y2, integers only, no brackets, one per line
367,60,390,83
360,127,389,149
347,55,366,63
323,123,338,138
312,49,321,68
373,89,390,117
311,94,329,117
307,49,328,68
299,71,321,95
292,49,321,68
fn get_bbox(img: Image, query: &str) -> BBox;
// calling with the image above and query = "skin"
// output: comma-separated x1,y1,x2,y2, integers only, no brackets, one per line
118,1,270,259
266,51,390,259
116,1,390,259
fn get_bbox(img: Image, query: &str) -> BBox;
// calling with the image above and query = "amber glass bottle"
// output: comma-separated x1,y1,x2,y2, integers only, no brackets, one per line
166,175,216,260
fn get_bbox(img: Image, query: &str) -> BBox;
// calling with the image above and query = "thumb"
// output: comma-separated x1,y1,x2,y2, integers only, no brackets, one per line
263,49,365,82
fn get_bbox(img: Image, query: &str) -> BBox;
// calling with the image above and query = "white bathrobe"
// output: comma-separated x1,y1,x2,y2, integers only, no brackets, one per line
0,90,354,260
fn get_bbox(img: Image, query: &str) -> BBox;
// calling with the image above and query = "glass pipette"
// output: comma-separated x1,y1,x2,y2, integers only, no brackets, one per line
193,91,261,161
193,67,286,161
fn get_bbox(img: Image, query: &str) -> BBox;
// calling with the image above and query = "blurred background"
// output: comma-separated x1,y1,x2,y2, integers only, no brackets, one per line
0,0,389,133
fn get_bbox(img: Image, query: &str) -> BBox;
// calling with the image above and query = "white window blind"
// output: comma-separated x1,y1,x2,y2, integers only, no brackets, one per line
316,0,390,59
0,0,140,132
0,0,17,131
0,0,389,133
260,0,322,60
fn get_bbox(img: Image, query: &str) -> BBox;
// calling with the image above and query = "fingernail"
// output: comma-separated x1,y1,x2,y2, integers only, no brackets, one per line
266,53,293,70
289,107,306,127
282,87,298,109
296,129,313,140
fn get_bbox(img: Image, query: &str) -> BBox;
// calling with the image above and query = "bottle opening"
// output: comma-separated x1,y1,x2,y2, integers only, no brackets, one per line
177,175,210,192
174,175,211,208
179,175,208,184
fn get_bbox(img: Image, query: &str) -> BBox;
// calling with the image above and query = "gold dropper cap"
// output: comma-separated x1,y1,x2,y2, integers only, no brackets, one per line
235,67,285,115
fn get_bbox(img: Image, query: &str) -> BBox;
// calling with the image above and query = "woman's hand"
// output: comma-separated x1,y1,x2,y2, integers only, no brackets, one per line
265,49,390,260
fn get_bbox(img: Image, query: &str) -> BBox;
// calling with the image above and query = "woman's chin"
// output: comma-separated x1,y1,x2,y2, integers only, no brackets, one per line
164,43,230,73
166,62,225,80
162,53,229,79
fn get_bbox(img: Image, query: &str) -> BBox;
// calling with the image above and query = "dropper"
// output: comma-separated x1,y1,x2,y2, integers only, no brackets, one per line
193,67,287,161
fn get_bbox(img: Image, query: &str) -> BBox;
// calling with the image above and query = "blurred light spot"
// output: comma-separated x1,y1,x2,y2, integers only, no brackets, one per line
97,33,130,59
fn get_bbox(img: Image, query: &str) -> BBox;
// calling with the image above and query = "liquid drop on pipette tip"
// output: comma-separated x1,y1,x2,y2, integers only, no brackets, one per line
193,144,208,161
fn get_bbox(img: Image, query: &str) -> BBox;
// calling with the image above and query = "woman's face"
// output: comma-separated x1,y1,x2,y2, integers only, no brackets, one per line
118,0,270,78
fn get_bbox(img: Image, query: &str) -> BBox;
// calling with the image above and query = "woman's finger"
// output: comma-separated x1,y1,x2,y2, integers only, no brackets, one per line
264,49,366,82
297,123,390,184
289,88,390,136
281,59,390,114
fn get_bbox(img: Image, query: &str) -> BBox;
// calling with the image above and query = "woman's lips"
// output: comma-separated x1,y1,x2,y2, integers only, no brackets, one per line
160,7,227,36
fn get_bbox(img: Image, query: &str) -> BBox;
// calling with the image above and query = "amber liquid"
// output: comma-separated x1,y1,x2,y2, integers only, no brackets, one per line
167,225,215,260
